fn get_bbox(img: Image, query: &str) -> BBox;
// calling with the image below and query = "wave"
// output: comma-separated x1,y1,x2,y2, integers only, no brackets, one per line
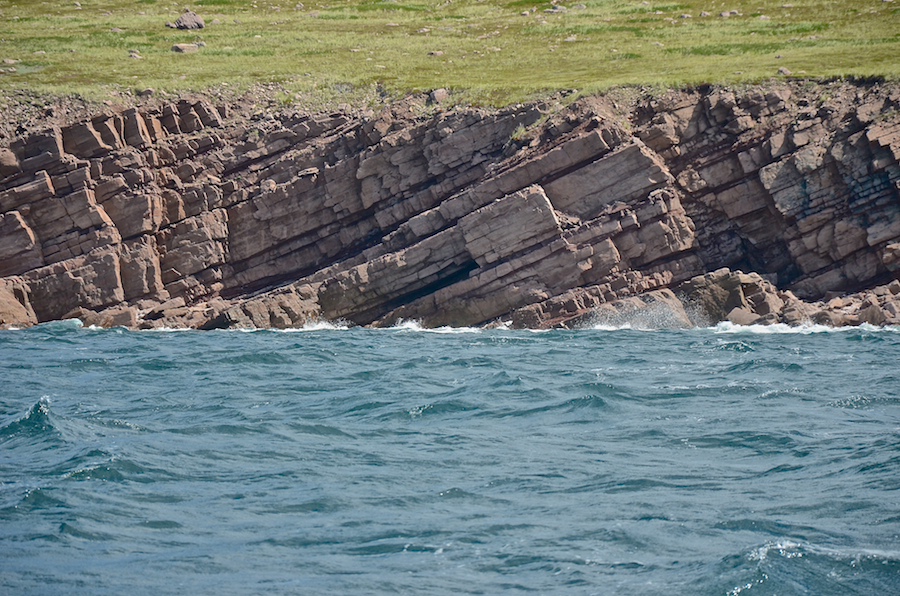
1,398,147,449
747,541,900,564
589,322,665,332
275,319,351,331
141,326,197,332
6,316,900,335
386,319,484,334
2,319,85,332
719,540,900,596
710,321,900,334
0,397,54,439
160,320,353,333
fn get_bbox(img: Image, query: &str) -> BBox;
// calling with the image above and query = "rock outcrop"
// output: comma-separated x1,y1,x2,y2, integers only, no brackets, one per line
1,80,899,330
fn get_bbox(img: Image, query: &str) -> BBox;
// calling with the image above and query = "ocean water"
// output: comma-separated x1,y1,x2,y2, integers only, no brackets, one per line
1,320,899,596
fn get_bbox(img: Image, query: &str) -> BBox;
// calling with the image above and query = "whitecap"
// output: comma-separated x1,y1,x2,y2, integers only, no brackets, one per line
387,319,482,333
589,322,664,332
272,320,351,331
710,321,900,334
712,321,843,334
747,540,900,564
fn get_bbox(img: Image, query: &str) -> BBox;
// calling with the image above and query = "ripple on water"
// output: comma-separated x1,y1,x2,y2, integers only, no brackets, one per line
1,326,898,596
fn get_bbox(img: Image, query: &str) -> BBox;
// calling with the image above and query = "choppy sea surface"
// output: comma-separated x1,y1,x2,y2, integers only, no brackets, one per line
1,320,899,595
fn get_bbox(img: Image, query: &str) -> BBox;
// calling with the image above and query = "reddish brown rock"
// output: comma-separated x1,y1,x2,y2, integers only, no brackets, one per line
0,281,37,328
0,82,898,329
0,210,42,276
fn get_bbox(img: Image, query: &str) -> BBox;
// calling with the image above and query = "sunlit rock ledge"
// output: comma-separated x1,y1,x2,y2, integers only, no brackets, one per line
1,80,899,330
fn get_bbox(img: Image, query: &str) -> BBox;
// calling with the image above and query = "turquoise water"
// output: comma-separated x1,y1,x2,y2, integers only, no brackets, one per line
2,321,899,595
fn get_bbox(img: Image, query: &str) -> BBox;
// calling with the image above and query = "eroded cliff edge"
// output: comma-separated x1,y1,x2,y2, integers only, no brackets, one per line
1,80,899,330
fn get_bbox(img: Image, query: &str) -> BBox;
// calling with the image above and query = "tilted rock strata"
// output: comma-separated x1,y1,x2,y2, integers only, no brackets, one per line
0,81,898,330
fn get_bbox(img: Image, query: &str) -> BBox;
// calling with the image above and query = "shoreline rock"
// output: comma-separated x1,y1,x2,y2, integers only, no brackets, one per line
1,81,899,330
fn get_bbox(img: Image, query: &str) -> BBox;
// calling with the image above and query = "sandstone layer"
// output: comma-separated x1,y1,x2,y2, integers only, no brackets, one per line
1,81,899,330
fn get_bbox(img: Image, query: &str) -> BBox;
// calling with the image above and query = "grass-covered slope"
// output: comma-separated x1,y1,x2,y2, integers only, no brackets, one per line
0,0,898,105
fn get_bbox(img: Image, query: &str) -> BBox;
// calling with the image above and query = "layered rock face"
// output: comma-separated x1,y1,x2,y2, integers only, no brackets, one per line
1,81,898,330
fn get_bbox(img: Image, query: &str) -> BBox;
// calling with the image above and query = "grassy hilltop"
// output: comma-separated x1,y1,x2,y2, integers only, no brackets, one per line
0,0,898,106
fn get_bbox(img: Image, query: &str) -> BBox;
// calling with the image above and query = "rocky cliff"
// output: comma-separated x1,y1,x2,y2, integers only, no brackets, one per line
1,80,899,330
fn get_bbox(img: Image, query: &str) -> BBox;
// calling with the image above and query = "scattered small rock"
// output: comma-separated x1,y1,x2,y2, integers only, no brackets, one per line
429,88,450,104
778,66,792,75
171,43,199,53
563,36,577,42
110,27,124,32
166,9,205,30
679,14,691,18
137,88,154,97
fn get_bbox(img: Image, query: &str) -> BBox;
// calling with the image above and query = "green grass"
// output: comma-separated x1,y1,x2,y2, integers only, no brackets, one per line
0,0,897,106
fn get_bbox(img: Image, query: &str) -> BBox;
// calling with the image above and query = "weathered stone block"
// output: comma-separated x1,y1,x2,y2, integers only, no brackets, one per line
544,142,673,219
103,192,164,239
0,171,55,212
459,186,561,267
0,211,42,276
62,121,113,158
25,251,125,322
